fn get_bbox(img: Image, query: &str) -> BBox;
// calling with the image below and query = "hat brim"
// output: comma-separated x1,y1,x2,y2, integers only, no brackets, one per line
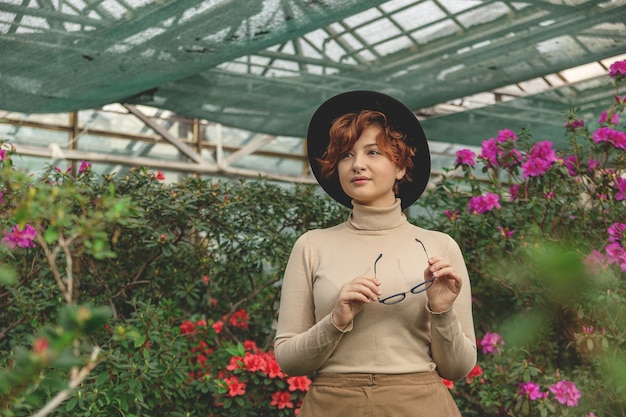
306,90,430,209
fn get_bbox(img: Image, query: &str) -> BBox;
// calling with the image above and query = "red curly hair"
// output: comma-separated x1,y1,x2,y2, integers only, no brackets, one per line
317,110,416,193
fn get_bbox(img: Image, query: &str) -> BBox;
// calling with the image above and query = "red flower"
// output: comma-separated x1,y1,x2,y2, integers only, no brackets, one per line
287,376,312,392
212,321,223,334
441,378,454,389
262,352,284,379
466,364,483,384
270,391,294,409
32,337,49,354
223,376,246,397
243,353,266,373
226,355,244,371
243,340,258,352
229,309,249,329
179,320,195,336
155,171,165,180
201,275,210,284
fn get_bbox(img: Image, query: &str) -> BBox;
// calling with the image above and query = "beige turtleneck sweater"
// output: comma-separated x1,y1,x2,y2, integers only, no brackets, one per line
274,199,476,381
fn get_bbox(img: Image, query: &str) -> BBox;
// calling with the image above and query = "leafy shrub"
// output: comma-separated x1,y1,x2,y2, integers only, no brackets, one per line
0,59,624,416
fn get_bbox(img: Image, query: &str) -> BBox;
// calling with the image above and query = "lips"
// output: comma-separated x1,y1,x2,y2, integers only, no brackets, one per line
351,176,370,184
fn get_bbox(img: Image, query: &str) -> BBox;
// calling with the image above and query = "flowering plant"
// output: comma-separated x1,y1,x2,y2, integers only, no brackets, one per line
414,59,626,415
179,318,310,416
1,60,624,417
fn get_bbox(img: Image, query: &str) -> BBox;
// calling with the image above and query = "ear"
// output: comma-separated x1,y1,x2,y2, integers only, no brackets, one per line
395,166,406,181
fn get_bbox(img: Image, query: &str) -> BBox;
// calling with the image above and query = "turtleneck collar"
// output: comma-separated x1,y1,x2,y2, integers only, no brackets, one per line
347,198,407,231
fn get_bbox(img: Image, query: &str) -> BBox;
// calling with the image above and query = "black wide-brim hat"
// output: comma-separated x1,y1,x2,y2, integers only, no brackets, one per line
307,90,431,210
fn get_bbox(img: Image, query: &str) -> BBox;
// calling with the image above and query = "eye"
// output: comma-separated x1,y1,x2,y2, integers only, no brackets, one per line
341,152,353,159
368,149,382,155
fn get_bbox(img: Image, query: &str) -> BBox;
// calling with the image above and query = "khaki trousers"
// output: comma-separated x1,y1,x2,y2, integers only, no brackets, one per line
298,371,462,417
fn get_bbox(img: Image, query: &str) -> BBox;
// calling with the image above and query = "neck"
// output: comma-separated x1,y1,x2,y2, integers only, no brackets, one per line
348,199,406,231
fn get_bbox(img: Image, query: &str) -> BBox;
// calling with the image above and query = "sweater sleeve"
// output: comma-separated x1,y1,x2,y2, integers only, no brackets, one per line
429,235,477,381
273,233,347,376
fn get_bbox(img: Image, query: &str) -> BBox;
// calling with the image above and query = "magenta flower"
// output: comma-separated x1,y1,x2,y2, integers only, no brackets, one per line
519,381,545,401
598,111,608,124
480,331,504,354
0,191,3,204
455,149,476,167
468,193,501,215
593,127,626,150
444,210,459,221
509,184,520,201
480,138,498,168
583,250,608,273
521,157,552,178
588,159,600,171
605,223,626,271
611,113,620,125
0,149,6,161
565,119,584,132
78,160,92,173
2,224,37,249
521,141,557,178
563,155,578,176
496,129,518,143
608,222,626,243
613,177,626,201
549,380,581,407
498,226,514,239
608,59,626,80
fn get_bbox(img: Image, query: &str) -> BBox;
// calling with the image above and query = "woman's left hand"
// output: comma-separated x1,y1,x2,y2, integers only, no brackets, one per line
424,257,462,313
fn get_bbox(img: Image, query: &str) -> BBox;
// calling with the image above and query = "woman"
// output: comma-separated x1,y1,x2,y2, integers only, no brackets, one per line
274,91,476,416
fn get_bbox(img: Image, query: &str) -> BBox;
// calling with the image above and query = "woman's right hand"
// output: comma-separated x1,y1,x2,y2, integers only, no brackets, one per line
332,276,381,329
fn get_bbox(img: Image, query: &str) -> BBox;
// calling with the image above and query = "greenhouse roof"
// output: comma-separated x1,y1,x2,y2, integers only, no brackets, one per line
1,0,626,181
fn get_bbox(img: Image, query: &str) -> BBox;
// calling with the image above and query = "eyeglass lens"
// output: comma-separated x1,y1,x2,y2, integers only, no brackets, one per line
375,238,435,305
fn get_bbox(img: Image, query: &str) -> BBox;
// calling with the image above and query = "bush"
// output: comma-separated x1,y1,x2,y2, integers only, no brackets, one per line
1,59,624,416
412,59,626,416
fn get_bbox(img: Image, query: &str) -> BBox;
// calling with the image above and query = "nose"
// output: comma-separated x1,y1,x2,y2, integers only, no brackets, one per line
351,153,365,173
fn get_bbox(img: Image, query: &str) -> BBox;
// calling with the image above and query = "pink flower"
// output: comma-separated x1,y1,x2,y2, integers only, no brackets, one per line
598,111,608,124
563,155,578,176
2,224,37,249
509,184,520,201
78,160,92,173
455,149,476,167
588,159,600,171
0,191,3,204
593,127,626,150
549,380,581,407
496,129,518,143
608,222,626,243
608,59,626,80
565,119,584,131
468,193,501,215
614,177,626,201
498,226,514,239
521,141,557,178
479,332,505,354
480,138,499,168
444,210,459,221
519,381,545,401
0,149,6,161
584,250,608,273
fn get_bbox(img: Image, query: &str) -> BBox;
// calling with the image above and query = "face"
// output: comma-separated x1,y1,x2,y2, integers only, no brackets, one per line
338,125,406,208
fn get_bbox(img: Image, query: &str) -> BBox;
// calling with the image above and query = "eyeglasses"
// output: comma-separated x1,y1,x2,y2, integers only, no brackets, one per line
374,238,435,305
